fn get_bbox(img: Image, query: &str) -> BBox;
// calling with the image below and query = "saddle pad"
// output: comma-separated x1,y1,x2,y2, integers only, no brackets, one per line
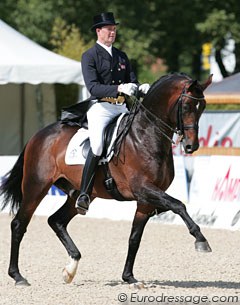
65,113,125,165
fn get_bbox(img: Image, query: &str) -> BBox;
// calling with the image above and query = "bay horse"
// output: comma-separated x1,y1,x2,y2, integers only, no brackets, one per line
0,73,212,287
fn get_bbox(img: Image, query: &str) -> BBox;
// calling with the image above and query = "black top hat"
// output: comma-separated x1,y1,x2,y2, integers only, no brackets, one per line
91,12,119,31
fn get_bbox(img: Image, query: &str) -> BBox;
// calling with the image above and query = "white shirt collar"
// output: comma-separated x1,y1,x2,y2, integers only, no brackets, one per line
97,40,112,56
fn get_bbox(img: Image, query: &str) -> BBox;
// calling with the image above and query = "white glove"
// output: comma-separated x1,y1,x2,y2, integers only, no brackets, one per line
118,83,138,96
139,83,150,94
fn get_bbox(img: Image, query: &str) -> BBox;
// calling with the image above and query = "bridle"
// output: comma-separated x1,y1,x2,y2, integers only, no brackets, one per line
137,86,205,144
176,89,205,139
111,85,205,158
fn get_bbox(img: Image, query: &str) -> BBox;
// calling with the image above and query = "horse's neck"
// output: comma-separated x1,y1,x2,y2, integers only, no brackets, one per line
129,106,174,152
141,93,177,131
143,92,175,123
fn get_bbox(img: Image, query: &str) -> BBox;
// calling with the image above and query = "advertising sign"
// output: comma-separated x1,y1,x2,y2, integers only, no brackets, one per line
189,156,240,229
198,111,240,148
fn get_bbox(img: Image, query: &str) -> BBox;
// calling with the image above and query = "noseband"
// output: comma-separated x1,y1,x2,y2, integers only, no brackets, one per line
137,86,205,144
176,90,205,138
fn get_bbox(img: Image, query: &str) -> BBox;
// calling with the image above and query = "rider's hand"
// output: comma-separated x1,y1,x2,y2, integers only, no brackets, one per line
118,83,138,96
139,83,150,94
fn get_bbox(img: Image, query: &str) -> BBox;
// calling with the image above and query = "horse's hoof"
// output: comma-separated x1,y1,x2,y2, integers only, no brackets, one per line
129,282,147,290
62,268,74,284
195,241,212,252
76,208,87,216
15,279,31,287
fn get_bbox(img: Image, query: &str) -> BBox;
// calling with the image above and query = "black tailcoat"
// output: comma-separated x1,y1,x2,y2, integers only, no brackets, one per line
81,43,138,99
61,43,138,126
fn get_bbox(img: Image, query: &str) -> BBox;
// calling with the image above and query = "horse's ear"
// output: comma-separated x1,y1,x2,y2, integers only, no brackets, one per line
200,74,213,91
186,80,198,93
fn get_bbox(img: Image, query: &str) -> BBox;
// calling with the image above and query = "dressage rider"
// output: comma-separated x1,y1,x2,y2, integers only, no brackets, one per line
76,12,150,213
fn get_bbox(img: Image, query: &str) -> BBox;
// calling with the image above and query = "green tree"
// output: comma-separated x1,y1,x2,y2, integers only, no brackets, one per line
50,17,94,113
196,0,240,77
2,0,240,83
11,0,55,47
50,17,93,61
0,0,16,24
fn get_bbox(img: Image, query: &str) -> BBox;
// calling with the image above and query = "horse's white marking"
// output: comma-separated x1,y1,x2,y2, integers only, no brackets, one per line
129,282,147,290
62,257,79,284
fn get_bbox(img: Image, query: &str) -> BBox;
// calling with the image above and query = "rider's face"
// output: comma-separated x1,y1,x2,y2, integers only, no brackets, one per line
96,25,117,46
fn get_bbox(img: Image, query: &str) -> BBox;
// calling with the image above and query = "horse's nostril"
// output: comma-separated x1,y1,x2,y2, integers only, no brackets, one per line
185,145,193,153
185,142,199,153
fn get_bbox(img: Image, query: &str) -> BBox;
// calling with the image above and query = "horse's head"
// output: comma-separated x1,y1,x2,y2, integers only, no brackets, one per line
139,73,212,154
177,75,212,153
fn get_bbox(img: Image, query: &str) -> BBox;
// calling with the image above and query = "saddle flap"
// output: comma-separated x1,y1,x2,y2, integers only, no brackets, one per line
65,113,126,165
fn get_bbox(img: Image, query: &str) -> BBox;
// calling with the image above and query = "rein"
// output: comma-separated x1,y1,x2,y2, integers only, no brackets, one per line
138,100,178,144
109,86,205,159
138,88,205,145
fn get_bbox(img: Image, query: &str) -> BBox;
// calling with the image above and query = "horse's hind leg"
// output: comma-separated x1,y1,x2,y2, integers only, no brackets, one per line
122,204,150,286
8,182,52,286
48,196,81,284
9,212,32,286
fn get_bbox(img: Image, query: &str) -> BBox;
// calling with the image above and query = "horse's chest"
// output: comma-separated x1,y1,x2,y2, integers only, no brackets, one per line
153,158,175,190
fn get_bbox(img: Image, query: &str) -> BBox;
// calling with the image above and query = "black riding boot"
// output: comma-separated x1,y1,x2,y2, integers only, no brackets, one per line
75,149,100,213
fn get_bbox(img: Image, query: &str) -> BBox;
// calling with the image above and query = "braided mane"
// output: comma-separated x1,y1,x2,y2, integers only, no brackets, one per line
146,72,192,96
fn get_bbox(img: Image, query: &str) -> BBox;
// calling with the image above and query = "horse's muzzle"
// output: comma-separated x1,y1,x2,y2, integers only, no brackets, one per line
183,141,199,154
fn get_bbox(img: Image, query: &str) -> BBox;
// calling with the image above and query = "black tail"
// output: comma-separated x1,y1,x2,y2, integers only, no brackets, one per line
0,148,25,214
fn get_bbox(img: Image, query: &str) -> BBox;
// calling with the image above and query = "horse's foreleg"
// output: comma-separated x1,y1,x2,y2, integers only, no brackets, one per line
122,205,150,286
138,186,211,252
170,201,212,252
48,196,80,284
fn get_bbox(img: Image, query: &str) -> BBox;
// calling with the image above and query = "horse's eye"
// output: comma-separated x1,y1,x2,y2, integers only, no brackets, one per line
183,103,190,111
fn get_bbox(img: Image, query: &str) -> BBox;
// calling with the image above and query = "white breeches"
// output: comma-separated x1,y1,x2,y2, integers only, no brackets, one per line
87,102,129,156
